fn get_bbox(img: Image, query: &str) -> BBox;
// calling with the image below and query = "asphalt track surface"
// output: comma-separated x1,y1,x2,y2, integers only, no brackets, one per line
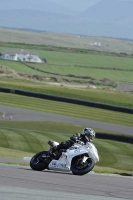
0,105,133,135
0,164,133,200
0,105,133,200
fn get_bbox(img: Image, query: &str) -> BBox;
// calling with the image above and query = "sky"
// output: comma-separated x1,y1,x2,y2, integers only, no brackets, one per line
0,0,132,12
50,0,133,11
49,0,101,11
0,0,101,11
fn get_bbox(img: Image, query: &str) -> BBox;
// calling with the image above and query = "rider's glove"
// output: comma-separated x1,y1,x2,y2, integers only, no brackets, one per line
70,136,77,142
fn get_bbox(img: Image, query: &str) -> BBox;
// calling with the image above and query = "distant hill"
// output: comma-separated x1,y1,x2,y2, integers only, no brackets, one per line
0,0,133,39
81,0,133,19
0,0,77,15
78,0,133,39
0,9,73,33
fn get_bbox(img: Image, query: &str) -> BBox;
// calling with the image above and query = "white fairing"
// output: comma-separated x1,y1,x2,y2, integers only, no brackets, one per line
86,143,99,163
48,141,99,172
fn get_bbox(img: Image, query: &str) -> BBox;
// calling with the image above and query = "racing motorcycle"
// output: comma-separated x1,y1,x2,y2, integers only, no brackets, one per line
30,140,99,175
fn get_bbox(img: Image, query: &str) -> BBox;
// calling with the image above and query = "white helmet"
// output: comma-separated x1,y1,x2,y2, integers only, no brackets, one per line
82,127,95,142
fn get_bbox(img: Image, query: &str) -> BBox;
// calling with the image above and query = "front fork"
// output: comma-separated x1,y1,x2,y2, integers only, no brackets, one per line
77,155,88,165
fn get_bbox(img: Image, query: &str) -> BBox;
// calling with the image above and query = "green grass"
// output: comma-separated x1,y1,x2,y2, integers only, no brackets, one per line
0,127,132,175
0,121,84,135
1,46,133,83
1,46,133,69
29,53,133,70
0,147,34,159
93,166,132,176
0,60,43,75
0,92,133,127
1,78,133,108
29,62,133,83
94,139,133,171
1,28,133,54
0,121,123,136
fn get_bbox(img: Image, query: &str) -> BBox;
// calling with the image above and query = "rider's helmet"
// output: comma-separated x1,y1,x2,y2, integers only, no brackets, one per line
82,127,95,142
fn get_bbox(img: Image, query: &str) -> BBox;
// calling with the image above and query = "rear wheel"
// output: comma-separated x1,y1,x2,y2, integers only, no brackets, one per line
30,151,50,171
71,158,95,175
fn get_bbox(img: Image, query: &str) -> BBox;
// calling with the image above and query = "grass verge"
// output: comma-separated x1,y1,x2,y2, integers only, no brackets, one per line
1,78,133,108
0,124,133,176
0,92,133,127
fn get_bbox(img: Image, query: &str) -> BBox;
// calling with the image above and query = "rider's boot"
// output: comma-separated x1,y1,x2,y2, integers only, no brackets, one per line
54,149,67,160
48,146,58,156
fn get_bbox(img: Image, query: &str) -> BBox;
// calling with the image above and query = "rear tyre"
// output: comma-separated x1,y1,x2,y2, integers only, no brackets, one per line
71,158,95,175
30,151,50,171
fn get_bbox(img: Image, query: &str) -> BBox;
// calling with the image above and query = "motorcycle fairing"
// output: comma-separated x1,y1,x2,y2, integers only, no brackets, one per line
48,144,89,171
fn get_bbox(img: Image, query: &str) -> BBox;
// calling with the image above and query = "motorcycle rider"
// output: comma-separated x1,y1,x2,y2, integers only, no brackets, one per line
49,127,95,158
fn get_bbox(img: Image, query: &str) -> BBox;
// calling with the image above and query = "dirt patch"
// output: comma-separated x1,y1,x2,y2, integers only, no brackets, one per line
0,65,116,89
0,66,19,78
0,66,15,74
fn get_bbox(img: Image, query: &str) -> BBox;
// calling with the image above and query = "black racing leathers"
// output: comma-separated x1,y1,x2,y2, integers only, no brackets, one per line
70,133,88,144
51,133,87,155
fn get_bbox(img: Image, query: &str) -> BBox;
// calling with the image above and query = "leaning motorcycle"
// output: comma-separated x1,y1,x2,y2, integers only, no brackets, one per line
30,140,99,175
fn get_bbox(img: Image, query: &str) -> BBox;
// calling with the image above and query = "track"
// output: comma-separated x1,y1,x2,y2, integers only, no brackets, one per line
0,105,133,200
0,165,132,200
1,105,133,135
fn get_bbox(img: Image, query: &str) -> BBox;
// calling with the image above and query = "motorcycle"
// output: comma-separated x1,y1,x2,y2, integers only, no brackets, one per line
30,140,99,175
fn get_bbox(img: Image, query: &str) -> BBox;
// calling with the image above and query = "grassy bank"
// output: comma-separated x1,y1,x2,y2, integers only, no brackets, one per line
0,127,132,175
0,79,133,108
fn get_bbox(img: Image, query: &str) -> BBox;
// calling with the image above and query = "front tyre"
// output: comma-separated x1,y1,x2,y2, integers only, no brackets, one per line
30,151,50,171
71,158,95,175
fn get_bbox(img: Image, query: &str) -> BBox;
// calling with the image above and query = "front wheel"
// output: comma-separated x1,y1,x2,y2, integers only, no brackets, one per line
30,151,51,171
71,158,95,175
